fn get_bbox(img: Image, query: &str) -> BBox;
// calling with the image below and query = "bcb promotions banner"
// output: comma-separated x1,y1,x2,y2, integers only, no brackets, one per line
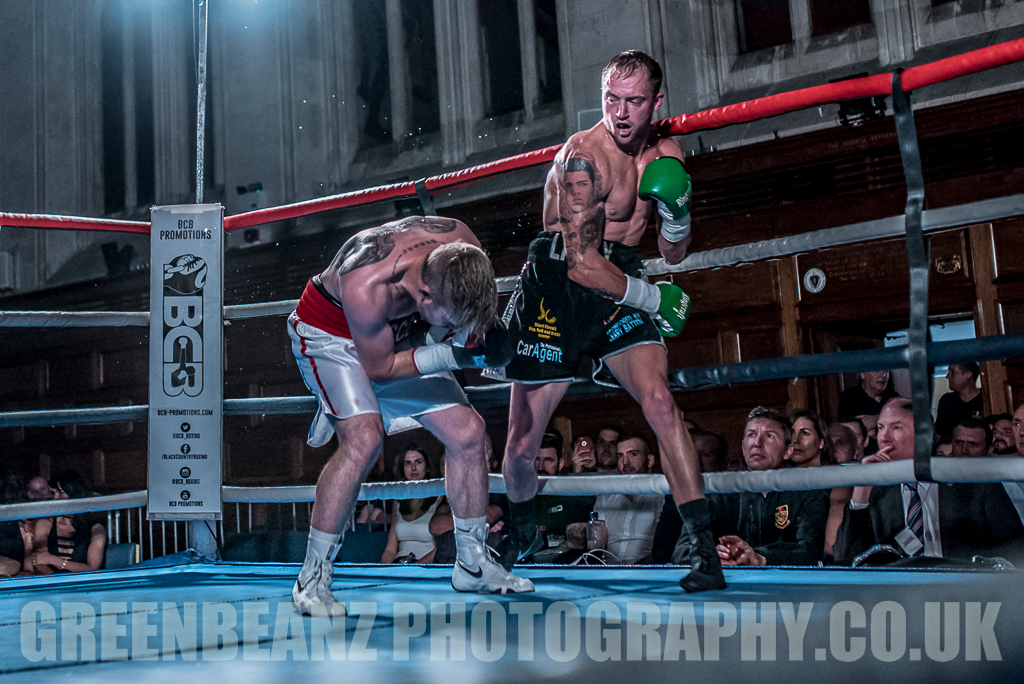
148,205,224,520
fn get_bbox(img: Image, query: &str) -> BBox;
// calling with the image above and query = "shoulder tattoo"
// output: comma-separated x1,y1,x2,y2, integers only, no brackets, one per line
333,229,397,276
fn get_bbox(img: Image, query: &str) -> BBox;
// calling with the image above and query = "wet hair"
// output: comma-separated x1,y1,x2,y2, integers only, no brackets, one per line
955,418,992,448
602,50,663,95
421,242,498,335
746,406,792,444
790,410,836,466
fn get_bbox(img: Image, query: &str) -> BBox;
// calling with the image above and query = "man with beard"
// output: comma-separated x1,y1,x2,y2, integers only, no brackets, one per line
988,413,1018,456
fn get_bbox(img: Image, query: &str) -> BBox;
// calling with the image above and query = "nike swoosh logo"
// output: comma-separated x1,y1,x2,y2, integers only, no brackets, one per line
457,561,483,578
296,578,307,593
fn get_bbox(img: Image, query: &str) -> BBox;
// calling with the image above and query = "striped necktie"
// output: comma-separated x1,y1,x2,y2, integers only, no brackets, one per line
905,482,924,553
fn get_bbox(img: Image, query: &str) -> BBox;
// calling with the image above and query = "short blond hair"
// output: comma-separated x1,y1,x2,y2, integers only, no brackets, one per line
421,242,498,334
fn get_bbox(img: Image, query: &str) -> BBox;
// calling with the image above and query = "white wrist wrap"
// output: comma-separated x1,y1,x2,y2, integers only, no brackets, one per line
616,275,661,314
412,344,457,375
658,204,691,243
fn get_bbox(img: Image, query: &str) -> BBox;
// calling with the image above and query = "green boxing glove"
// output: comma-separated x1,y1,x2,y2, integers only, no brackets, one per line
638,157,692,243
652,281,690,338
616,276,691,338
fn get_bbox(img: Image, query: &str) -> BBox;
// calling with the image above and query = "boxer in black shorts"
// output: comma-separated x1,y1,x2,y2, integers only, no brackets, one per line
497,50,725,593
500,231,663,386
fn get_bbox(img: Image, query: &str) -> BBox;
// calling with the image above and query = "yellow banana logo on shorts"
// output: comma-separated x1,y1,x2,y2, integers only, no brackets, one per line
538,299,556,324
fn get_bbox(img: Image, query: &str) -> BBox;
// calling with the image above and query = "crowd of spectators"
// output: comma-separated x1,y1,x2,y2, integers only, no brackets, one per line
467,363,1021,568
0,468,107,576
5,365,1021,575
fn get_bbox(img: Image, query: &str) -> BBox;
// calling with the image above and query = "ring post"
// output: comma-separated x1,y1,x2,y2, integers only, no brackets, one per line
891,71,935,482
148,205,224,540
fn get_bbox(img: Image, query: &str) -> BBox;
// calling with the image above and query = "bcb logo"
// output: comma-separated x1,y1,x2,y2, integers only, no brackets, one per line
163,254,206,397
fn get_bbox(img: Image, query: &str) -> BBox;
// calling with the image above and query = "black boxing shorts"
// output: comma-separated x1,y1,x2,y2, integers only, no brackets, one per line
492,231,663,386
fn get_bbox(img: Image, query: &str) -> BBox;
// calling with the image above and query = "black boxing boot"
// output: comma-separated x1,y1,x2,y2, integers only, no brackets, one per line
677,498,726,593
496,498,544,570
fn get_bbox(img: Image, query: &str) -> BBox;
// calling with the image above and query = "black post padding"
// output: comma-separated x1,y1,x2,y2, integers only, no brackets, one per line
890,70,934,482
415,178,436,216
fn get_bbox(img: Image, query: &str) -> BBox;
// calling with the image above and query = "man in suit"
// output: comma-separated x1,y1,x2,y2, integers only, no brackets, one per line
833,398,1024,565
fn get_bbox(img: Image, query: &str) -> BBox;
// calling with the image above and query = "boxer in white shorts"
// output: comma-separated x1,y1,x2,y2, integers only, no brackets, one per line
288,216,533,617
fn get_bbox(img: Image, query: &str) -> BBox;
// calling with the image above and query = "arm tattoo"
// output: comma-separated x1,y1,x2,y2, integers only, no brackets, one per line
555,154,606,271
561,208,605,271
333,229,396,276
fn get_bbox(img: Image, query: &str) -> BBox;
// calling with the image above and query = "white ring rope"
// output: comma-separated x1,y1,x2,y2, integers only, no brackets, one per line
0,491,147,522
498,193,1024,291
0,311,149,327
3,194,1021,326
220,458,1024,502
6,459,1023,522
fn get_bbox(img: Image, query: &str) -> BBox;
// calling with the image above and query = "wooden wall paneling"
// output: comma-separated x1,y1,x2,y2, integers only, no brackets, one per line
96,347,147,394
48,353,98,400
968,223,1007,415
0,360,48,402
777,257,808,411
1002,302,1024,336
795,231,972,310
675,261,779,315
992,216,1024,283
100,449,148,491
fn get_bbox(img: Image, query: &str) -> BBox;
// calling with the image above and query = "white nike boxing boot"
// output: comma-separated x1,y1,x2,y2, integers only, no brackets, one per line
450,516,534,594
292,528,347,617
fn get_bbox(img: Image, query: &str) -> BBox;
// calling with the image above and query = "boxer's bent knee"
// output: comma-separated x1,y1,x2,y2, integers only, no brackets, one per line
636,382,679,430
436,405,486,458
333,414,385,462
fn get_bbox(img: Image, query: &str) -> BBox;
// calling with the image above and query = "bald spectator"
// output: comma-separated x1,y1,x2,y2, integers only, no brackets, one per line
587,434,663,564
987,414,1017,456
950,419,991,459
829,423,863,464
834,398,1024,566
840,416,873,457
26,477,54,502
935,363,984,444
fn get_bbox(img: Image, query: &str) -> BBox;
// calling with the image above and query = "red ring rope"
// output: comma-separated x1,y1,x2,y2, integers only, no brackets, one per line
1,37,1021,235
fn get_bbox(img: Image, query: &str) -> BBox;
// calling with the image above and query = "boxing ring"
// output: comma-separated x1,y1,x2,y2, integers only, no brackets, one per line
2,35,1024,683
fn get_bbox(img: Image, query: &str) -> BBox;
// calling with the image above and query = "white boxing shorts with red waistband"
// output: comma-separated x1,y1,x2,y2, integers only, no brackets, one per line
287,279,470,446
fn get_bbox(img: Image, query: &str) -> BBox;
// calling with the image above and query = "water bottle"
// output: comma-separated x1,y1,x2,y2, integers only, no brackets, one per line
587,511,607,551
